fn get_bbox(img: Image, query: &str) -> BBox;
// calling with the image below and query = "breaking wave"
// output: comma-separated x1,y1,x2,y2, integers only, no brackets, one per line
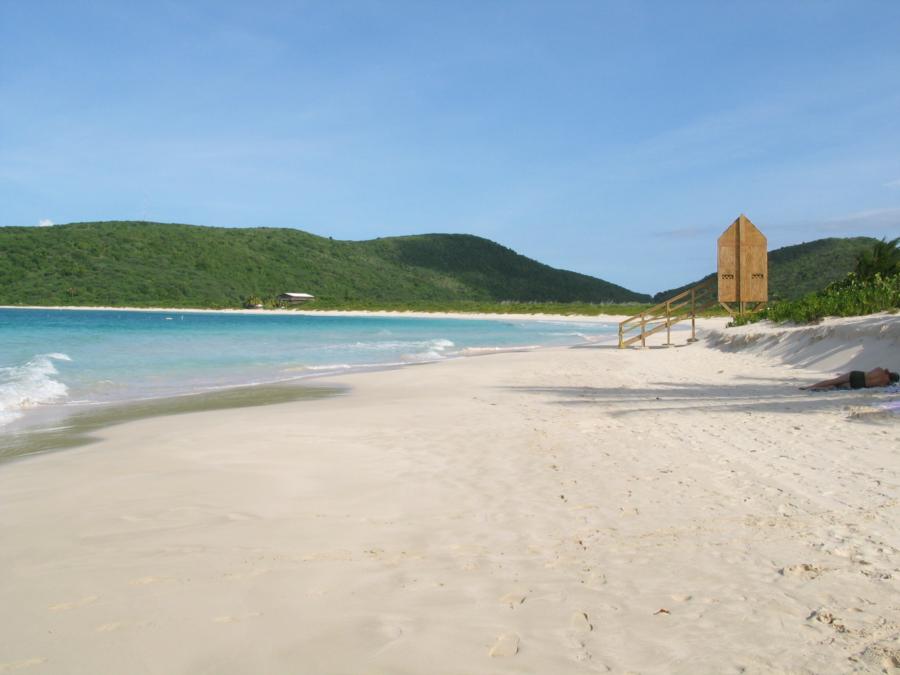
400,338,456,362
0,353,71,427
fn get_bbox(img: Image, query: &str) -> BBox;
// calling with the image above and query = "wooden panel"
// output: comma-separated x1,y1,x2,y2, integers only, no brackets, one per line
739,215,768,302
717,218,738,302
743,242,767,301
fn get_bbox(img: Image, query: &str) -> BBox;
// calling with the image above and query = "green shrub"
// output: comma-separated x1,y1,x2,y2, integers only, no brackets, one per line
728,238,900,326
764,272,899,323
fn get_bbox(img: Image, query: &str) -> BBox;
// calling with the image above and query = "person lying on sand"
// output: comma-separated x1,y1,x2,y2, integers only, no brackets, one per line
801,367,899,391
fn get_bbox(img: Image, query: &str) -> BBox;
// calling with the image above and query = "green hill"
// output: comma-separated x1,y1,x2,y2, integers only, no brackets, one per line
0,221,651,308
652,237,880,303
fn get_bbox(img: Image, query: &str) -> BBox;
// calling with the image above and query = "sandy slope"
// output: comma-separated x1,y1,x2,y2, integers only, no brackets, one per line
0,314,898,674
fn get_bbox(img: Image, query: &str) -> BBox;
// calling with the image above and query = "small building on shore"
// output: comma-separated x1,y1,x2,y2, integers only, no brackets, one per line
277,292,315,305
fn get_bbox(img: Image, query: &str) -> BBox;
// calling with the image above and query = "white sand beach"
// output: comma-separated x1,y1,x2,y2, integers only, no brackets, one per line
1,313,899,674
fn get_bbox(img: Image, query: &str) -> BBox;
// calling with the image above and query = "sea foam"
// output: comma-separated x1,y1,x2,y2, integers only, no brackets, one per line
400,338,456,362
0,353,71,427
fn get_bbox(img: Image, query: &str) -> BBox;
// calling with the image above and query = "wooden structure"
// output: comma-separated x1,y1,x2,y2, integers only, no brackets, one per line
618,277,717,348
717,214,767,316
617,214,768,348
277,292,315,305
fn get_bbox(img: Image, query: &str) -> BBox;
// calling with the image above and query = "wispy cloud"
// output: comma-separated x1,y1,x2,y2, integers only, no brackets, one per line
652,224,719,239
36,218,53,227
818,207,900,232
773,207,900,235
885,178,900,189
656,208,900,242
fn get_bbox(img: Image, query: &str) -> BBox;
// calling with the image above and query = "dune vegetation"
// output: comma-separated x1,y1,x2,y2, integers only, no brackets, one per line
733,237,900,325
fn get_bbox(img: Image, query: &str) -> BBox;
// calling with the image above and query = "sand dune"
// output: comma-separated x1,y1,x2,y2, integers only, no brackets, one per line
0,314,898,674
707,313,900,373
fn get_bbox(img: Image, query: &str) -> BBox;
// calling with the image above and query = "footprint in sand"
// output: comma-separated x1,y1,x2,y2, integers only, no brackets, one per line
488,633,520,657
581,570,607,589
499,592,527,608
370,614,413,654
570,611,593,632
807,609,847,633
566,613,599,665
858,641,900,671
0,658,47,672
779,564,823,579
48,595,98,611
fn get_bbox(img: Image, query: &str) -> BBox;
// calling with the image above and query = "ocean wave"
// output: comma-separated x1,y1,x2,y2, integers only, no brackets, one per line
547,332,591,339
0,353,71,427
399,338,456,363
460,345,541,356
347,338,455,352
400,351,445,363
289,364,354,372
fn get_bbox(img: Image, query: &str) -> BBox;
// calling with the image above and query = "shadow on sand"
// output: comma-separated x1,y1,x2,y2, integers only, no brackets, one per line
502,375,895,418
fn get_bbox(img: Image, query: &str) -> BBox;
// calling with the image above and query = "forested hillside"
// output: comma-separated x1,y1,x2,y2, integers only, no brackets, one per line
652,237,880,303
0,221,650,308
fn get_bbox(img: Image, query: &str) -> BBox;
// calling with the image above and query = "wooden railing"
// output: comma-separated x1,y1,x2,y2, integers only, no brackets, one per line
618,277,717,348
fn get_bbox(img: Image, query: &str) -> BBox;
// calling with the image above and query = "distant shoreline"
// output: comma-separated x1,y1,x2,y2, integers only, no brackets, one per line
0,304,631,323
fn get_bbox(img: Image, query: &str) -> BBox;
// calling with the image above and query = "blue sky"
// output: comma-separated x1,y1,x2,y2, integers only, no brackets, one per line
2,1,899,293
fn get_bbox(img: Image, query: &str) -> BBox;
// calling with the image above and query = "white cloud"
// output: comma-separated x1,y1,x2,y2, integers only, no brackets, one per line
885,178,900,189
37,218,53,227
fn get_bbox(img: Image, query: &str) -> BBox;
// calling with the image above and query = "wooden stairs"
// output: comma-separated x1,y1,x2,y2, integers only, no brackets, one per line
618,277,717,348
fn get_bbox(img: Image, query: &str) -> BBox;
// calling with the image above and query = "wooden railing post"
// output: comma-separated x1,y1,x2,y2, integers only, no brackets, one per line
617,277,714,349
665,300,671,345
688,287,697,343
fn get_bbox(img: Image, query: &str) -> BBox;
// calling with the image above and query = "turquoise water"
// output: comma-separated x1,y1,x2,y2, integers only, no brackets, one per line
0,308,617,430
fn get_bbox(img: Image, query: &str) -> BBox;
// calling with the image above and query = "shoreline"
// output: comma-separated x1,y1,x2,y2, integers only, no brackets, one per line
0,340,580,463
0,304,634,323
0,312,640,460
0,381,346,465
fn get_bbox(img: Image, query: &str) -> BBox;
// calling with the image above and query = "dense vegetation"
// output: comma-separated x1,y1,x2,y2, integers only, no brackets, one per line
761,274,899,324
653,237,880,303
2,221,891,318
0,221,651,308
731,238,899,325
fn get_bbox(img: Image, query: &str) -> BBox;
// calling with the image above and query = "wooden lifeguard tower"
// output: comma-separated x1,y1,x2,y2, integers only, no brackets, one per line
618,214,768,348
717,214,767,317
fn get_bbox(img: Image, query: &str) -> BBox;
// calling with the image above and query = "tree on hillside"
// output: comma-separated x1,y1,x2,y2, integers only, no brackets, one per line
855,237,899,280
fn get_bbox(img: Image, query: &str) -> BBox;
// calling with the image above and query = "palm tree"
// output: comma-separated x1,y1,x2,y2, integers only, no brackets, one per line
855,237,900,280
